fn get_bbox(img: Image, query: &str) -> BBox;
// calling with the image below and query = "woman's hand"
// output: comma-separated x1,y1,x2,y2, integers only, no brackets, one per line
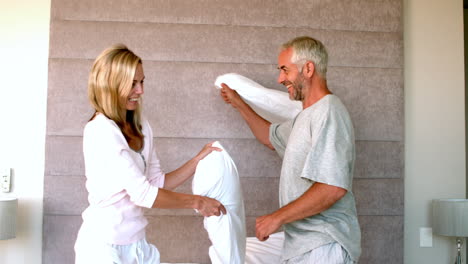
163,142,222,190
196,196,227,217
194,141,222,162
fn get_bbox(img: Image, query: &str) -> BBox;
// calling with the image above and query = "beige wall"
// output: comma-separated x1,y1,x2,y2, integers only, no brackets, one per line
0,0,465,263
44,0,404,262
404,0,466,263
0,0,50,263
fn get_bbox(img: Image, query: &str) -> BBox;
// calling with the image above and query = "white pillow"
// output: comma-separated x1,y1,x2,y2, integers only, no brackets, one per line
215,73,302,124
192,141,246,264
244,232,284,264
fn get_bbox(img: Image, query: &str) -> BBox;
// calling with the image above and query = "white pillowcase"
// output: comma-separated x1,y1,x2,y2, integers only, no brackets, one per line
245,232,284,264
192,141,246,264
215,73,302,124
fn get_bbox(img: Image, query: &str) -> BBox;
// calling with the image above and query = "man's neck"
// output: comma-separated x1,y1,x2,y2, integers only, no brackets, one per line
302,77,331,109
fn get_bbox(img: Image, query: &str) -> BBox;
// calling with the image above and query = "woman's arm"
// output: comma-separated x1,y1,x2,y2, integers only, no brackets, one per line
153,142,226,216
151,188,226,217
163,141,221,190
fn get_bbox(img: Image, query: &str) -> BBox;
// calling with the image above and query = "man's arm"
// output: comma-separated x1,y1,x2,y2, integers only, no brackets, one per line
220,83,274,150
255,182,347,241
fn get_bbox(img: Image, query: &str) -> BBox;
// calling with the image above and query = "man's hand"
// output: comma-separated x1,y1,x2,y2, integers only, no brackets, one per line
255,212,282,241
255,183,347,241
219,82,274,149
219,83,244,109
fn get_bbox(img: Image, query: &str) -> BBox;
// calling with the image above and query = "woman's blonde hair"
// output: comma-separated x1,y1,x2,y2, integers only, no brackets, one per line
88,44,143,138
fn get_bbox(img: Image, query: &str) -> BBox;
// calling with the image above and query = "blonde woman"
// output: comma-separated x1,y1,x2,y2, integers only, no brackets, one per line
74,44,226,264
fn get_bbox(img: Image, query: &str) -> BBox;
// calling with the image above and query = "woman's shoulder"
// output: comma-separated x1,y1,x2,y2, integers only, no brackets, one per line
84,114,120,134
83,114,128,149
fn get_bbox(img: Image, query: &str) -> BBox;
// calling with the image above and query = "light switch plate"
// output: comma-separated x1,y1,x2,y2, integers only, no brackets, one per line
420,227,433,247
1,168,11,192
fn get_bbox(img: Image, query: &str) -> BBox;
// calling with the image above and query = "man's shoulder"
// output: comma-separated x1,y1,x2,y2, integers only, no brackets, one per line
312,94,350,117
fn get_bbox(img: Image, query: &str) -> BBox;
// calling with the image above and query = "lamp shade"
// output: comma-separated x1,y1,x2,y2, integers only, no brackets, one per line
0,197,17,240
433,199,468,237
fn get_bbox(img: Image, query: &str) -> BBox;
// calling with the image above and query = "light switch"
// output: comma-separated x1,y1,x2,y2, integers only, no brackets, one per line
420,227,433,247
1,168,11,193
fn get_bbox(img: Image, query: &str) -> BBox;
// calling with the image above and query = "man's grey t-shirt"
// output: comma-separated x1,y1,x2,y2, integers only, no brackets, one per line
269,94,361,262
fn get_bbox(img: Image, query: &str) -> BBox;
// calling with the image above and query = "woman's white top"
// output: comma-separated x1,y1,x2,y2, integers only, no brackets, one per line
77,114,165,245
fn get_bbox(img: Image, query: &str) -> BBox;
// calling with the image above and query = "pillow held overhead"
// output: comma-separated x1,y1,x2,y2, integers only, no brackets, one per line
215,73,302,124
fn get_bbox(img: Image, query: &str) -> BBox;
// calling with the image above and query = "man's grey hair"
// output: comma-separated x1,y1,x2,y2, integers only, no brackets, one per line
281,36,329,79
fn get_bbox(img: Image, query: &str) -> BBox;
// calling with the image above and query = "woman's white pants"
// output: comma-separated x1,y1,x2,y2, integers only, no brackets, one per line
75,237,160,264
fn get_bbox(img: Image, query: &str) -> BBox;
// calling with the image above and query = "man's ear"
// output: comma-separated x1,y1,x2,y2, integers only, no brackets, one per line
304,61,315,78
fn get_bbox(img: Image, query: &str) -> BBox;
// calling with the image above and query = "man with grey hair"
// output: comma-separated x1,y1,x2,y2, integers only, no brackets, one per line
219,36,361,263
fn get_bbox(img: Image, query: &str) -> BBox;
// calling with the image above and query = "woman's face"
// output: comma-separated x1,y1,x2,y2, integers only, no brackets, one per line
126,63,145,110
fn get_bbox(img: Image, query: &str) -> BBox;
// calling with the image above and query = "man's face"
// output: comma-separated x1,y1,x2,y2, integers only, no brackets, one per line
277,48,305,101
